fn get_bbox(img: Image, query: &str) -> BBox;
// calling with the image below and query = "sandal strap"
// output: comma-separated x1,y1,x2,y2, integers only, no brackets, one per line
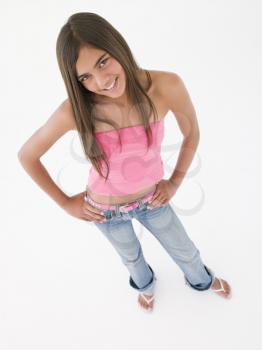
212,277,226,292
140,293,155,304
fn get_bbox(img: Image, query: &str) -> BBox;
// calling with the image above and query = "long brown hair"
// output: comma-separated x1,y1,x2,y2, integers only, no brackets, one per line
56,12,158,180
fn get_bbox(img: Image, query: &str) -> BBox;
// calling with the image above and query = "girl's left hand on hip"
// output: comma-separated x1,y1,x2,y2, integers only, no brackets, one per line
147,179,177,208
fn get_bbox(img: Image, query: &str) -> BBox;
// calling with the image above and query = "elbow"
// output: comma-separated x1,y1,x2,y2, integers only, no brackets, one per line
194,133,200,147
17,148,41,164
17,150,27,165
192,129,200,144
195,132,200,144
184,131,200,145
17,145,26,158
194,127,200,141
17,149,24,161
17,148,31,164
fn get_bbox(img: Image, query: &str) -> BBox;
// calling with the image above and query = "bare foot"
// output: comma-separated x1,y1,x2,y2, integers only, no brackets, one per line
211,277,232,299
138,293,155,311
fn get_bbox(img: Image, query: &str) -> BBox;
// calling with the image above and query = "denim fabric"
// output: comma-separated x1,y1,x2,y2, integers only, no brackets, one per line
89,196,215,295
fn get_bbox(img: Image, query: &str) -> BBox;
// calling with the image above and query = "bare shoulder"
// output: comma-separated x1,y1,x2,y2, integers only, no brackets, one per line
149,70,183,97
150,70,194,112
146,70,184,103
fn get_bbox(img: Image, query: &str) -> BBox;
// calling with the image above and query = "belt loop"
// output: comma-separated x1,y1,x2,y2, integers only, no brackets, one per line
137,198,146,210
84,185,89,202
115,204,121,217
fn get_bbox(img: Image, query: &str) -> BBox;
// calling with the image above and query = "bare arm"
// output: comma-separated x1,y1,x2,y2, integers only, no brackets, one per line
17,99,77,209
160,72,200,190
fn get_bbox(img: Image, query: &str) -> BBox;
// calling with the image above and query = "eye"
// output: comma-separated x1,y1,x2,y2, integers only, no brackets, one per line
81,76,89,82
99,58,109,68
80,58,109,83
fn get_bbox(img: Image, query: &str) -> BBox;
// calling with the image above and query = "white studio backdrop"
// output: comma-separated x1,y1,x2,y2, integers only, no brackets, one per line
2,1,262,349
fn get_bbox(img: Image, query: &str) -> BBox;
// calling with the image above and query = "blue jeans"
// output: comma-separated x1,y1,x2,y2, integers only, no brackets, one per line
91,196,215,295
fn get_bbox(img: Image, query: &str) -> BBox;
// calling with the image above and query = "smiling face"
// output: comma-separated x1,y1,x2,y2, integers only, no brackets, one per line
76,45,127,103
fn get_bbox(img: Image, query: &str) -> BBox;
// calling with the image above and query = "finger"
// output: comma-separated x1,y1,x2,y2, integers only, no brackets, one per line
148,200,161,208
83,217,102,223
83,208,105,221
151,190,160,200
80,216,93,222
148,196,166,208
83,203,105,219
83,214,105,223
148,191,160,205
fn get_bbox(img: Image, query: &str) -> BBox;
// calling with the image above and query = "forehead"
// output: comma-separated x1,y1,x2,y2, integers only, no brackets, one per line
76,46,106,74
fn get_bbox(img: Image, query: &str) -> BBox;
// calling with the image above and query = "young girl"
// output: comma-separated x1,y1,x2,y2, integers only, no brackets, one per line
17,12,232,312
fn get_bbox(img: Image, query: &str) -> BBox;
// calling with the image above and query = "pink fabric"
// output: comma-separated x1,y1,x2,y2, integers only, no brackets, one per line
87,119,165,196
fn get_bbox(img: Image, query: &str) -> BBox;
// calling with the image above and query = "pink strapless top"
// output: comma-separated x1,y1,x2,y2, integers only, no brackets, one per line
87,119,165,196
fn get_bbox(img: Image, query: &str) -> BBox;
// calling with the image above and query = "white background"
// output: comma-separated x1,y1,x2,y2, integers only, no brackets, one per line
2,0,262,349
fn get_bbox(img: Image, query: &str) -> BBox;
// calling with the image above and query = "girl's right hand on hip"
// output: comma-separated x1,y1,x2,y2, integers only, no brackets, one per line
62,191,106,223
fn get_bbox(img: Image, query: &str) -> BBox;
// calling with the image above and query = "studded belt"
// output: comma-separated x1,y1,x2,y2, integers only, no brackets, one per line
84,187,156,213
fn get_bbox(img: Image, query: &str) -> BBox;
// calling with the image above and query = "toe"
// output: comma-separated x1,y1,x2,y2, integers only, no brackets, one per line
223,280,231,295
225,282,232,298
138,294,154,310
220,280,232,298
212,278,232,299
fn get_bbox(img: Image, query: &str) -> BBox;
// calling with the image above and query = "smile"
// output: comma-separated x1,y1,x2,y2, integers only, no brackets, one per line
103,77,118,91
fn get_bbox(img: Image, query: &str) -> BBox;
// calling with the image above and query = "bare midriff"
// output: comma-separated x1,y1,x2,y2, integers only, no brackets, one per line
87,183,158,205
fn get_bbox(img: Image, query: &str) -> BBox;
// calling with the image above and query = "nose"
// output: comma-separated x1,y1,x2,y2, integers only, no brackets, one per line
94,75,108,90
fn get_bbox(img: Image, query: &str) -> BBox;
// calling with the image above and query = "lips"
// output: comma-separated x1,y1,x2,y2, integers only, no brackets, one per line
103,77,118,91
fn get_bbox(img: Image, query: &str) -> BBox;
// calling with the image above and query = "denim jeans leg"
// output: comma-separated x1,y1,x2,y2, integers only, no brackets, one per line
129,263,157,295
94,217,156,294
135,203,215,291
184,265,215,291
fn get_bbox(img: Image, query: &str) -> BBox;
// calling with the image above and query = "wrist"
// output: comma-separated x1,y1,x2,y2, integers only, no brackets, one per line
168,178,179,189
59,195,70,209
